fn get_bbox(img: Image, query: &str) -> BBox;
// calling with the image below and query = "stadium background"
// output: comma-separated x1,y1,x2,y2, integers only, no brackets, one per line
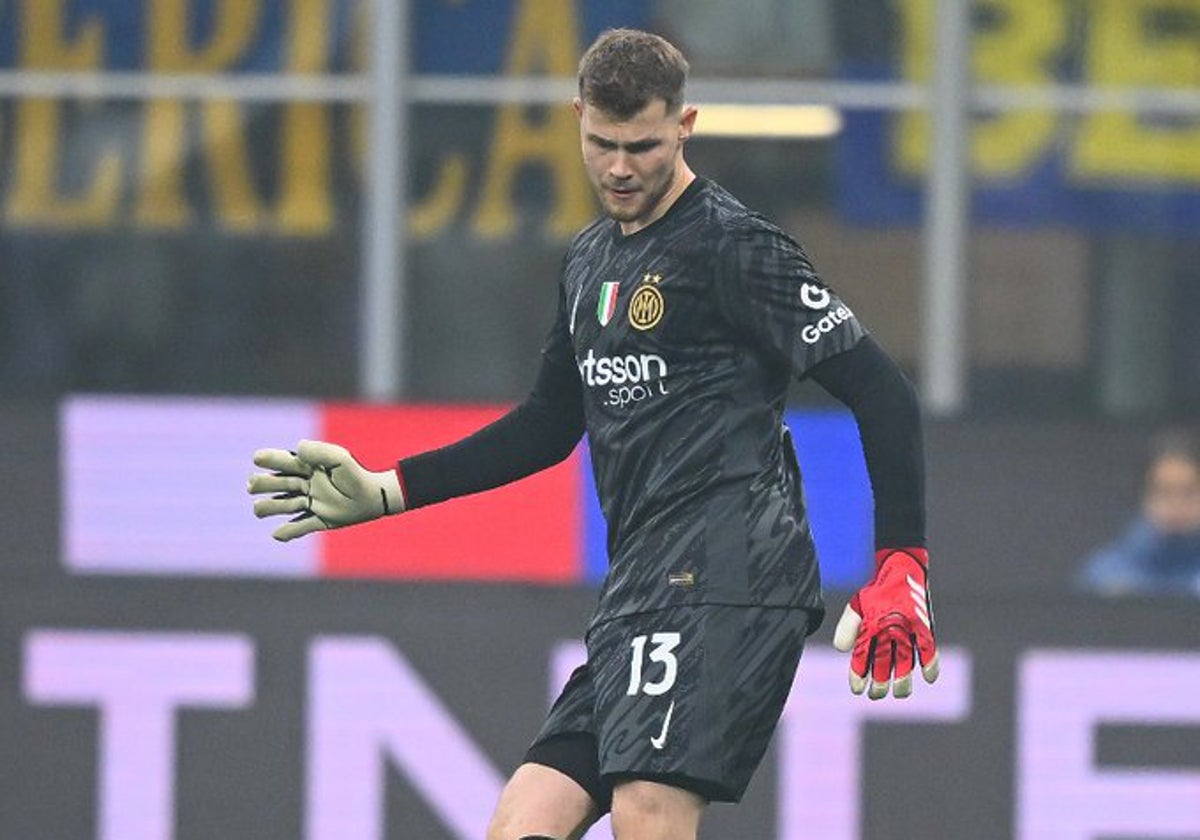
2,1,1200,837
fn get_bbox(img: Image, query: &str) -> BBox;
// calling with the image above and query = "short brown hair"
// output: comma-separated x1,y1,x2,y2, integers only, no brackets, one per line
577,28,689,119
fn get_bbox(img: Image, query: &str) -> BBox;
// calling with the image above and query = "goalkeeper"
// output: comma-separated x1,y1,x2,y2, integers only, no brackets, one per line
249,27,937,840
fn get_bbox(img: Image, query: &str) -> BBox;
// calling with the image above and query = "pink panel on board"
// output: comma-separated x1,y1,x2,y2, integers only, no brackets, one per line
62,396,319,576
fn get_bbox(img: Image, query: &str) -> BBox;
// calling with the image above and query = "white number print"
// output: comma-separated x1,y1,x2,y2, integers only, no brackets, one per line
626,632,681,696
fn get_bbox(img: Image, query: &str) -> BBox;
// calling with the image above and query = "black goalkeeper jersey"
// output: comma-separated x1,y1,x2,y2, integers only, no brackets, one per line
547,177,865,626
398,175,921,632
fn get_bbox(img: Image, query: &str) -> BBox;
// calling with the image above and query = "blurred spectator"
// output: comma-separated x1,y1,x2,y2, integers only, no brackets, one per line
1078,429,1200,596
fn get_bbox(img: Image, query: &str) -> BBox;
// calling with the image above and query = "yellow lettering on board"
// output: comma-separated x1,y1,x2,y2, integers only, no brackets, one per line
343,1,468,241
893,0,934,177
411,155,470,238
137,0,260,229
1072,0,1200,183
895,0,1062,179
7,0,122,228
276,0,333,234
473,0,594,238
972,0,1064,175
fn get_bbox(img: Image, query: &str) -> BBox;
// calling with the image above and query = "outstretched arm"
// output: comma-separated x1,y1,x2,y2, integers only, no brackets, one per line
247,351,585,541
398,351,584,510
250,271,586,543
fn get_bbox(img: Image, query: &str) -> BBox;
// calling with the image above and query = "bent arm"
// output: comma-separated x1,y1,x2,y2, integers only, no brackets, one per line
806,335,926,548
398,352,585,509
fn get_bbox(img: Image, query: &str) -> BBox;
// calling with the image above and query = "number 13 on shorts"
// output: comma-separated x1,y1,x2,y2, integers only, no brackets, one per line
626,632,681,696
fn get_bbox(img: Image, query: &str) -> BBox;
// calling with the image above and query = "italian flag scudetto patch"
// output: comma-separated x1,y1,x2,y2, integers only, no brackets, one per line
597,281,620,326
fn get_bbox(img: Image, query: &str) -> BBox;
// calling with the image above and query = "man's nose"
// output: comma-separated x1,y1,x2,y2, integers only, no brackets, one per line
609,151,633,179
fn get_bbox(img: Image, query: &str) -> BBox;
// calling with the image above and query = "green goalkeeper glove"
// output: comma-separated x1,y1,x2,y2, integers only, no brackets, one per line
247,440,405,541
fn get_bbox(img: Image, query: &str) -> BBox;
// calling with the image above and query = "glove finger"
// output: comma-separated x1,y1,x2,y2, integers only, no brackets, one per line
272,512,327,542
253,494,309,518
916,626,940,684
916,625,938,659
893,633,916,683
835,597,870,694
253,448,312,477
247,472,308,496
846,625,872,696
868,680,890,701
921,650,941,684
849,632,871,695
832,602,862,653
868,637,893,699
889,635,916,698
296,439,351,469
848,667,868,696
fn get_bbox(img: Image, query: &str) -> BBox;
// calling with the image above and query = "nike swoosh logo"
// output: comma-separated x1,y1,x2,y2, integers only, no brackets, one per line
650,699,676,750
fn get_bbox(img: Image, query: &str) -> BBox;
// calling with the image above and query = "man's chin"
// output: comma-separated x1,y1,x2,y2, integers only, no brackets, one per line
602,202,641,223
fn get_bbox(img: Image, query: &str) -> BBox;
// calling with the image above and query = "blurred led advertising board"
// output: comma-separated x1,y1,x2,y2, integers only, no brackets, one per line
4,584,1199,839
61,396,873,587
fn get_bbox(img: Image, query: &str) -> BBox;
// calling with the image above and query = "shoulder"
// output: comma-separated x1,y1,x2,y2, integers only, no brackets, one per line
564,215,611,262
697,180,805,257
697,180,761,233
698,187,816,291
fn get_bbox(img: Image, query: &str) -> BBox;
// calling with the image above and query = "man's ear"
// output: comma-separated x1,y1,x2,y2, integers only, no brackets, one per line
572,97,584,120
679,105,698,142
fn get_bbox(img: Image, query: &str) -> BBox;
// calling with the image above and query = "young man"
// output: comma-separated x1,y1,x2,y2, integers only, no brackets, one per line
249,28,938,840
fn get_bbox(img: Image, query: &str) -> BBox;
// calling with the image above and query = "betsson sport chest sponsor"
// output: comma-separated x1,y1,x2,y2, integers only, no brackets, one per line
577,348,670,409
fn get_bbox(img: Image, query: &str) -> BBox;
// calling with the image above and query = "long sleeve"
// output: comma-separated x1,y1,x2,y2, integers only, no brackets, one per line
806,335,926,548
398,284,585,509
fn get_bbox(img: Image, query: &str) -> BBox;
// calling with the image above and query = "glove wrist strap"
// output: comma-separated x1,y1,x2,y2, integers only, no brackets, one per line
372,468,406,516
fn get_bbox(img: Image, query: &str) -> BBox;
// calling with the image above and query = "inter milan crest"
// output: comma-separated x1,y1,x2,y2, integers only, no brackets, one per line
629,273,665,331
597,281,620,326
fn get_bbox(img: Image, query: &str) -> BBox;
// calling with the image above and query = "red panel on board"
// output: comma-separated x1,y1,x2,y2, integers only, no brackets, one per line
320,404,581,582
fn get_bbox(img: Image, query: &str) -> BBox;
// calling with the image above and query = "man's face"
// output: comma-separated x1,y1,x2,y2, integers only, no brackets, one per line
1143,455,1200,535
574,97,696,234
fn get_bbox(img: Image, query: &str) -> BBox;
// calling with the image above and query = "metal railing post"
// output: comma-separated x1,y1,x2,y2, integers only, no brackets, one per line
921,0,972,416
360,0,409,400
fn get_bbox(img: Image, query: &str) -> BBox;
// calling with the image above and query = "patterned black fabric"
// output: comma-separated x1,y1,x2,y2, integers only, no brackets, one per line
402,176,869,629
530,604,809,804
554,178,864,628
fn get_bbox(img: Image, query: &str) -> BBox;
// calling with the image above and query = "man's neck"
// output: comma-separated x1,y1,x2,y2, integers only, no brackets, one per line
619,163,697,235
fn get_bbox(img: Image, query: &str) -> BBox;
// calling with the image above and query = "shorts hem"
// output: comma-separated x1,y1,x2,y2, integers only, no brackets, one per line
604,770,741,803
524,732,612,812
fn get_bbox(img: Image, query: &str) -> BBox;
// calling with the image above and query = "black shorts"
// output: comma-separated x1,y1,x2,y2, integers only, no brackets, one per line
525,604,811,811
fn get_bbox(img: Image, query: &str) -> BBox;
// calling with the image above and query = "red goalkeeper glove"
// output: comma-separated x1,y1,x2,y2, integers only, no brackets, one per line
833,548,939,699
